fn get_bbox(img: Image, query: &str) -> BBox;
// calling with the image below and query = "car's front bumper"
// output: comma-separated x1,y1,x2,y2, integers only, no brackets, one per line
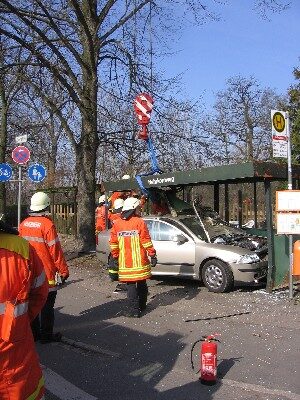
230,260,268,283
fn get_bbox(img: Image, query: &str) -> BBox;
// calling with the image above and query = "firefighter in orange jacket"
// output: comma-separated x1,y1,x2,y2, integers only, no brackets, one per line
108,198,124,225
0,219,48,400
95,194,108,233
19,191,69,343
109,197,157,317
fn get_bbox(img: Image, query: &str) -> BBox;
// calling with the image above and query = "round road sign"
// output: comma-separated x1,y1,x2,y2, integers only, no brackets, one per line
12,146,31,165
272,112,285,133
28,164,47,182
0,163,13,182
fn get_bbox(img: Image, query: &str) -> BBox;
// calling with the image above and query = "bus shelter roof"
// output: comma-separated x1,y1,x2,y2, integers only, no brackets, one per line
101,161,300,192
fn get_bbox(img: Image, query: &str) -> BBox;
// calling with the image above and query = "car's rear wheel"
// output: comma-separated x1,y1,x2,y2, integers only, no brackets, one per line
201,259,234,293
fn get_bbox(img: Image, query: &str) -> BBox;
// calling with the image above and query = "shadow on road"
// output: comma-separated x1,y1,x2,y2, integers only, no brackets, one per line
43,291,228,400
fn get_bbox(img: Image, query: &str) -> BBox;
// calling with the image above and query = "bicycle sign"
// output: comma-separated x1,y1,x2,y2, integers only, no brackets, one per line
0,163,13,182
12,145,31,165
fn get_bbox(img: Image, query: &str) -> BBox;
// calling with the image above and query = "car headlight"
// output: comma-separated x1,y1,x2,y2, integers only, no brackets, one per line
237,253,260,264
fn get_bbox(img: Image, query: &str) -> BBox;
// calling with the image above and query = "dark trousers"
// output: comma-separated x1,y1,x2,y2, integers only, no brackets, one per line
127,280,148,313
31,290,57,339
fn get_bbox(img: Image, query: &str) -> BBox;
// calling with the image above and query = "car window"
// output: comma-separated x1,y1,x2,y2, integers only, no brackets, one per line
145,220,182,241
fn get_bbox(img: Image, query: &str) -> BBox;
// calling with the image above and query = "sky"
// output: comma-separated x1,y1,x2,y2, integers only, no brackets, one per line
160,1,300,109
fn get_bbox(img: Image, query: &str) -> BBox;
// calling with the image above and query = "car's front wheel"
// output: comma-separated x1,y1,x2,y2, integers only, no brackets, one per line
201,259,234,293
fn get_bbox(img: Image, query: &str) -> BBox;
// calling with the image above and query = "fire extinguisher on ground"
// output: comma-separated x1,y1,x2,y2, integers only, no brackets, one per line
191,334,220,384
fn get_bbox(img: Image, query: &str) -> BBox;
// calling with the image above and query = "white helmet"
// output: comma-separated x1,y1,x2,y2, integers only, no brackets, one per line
122,197,140,212
113,198,124,210
122,174,130,180
98,195,106,204
30,192,50,212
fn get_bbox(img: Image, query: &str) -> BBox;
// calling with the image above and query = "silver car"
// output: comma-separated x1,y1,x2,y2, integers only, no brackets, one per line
96,211,268,293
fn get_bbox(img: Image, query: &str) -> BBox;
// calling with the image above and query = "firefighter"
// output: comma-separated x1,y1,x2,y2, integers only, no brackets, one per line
109,198,124,225
19,191,69,343
0,219,48,399
95,194,107,234
109,197,157,317
108,198,126,293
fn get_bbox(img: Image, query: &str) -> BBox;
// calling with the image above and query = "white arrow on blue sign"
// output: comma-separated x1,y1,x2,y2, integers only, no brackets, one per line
28,164,47,182
0,163,13,182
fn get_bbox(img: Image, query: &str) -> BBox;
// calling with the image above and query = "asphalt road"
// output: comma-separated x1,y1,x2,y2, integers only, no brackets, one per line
37,260,300,400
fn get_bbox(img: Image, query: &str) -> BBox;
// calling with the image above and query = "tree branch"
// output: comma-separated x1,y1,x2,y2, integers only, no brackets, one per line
1,0,82,96
0,27,81,107
99,0,151,44
35,0,86,69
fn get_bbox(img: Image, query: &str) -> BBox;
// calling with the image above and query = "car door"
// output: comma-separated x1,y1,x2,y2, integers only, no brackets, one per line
145,219,196,277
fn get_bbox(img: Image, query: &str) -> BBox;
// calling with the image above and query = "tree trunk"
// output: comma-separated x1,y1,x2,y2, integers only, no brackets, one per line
0,79,7,214
75,5,99,250
75,111,98,251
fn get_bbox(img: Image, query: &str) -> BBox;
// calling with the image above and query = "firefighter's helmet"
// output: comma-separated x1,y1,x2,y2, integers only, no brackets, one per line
30,192,50,212
113,198,124,210
98,195,106,204
122,197,140,212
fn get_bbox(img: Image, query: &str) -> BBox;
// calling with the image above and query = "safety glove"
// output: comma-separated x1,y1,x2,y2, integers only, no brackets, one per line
150,256,157,267
108,257,119,281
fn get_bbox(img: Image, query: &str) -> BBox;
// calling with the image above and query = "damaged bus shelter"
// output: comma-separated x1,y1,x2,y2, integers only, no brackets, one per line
101,161,300,292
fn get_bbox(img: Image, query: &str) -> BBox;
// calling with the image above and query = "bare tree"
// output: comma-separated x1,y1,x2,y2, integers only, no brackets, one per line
0,0,290,249
204,76,284,163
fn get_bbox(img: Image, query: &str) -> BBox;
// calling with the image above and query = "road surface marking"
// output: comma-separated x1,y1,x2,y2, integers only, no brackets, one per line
42,365,98,400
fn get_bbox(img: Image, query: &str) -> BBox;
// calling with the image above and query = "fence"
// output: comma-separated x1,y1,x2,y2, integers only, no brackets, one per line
51,203,77,235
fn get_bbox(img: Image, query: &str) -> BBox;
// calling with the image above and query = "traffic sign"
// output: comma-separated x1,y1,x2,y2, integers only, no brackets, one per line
271,110,288,158
271,110,288,137
0,163,13,182
15,134,28,144
28,164,47,182
12,146,31,164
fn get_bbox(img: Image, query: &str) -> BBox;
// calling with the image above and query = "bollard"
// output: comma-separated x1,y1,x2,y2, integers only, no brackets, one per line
293,240,300,276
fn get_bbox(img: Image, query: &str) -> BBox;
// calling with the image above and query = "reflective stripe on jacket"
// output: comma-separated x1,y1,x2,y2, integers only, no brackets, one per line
0,232,48,400
19,215,69,290
109,216,156,282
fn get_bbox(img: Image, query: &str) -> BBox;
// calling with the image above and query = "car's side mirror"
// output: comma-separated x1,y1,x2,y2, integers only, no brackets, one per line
172,234,188,244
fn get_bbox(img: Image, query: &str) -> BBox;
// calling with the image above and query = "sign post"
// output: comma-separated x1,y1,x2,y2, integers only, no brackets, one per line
272,110,294,298
11,145,31,227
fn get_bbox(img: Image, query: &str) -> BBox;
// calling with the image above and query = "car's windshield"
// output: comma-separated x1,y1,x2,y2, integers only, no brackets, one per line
196,207,244,239
179,217,207,240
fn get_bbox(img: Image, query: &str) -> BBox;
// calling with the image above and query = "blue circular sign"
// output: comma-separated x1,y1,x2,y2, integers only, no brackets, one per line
28,164,47,182
0,163,13,182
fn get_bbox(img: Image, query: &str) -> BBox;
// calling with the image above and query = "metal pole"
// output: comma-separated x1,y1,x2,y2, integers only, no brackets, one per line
286,112,293,299
17,166,22,227
265,179,275,293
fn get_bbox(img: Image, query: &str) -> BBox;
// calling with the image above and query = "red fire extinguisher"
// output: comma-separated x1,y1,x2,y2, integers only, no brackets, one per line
191,334,220,384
